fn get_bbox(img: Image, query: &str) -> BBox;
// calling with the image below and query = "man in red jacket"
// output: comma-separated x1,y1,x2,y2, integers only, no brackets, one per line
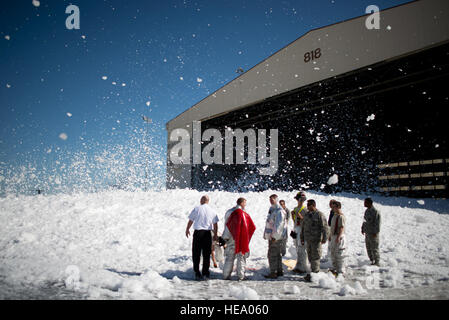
222,198,256,281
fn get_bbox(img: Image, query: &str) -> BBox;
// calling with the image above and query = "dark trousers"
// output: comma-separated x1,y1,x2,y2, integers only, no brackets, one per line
192,230,212,276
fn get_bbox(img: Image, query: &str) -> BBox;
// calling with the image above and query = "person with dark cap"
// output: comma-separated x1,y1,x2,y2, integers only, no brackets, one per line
361,197,381,266
290,191,310,273
185,195,219,280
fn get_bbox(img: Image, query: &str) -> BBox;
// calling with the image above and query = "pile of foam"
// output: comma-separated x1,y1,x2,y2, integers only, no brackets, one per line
1,189,448,299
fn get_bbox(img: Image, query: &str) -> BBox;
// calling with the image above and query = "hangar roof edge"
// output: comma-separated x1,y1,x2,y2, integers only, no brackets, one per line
165,0,422,130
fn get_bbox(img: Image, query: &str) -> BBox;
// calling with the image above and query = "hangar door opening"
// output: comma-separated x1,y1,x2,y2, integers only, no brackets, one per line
193,42,449,198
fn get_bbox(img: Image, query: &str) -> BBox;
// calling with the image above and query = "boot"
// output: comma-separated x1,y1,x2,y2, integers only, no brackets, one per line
329,269,337,277
195,272,202,281
293,268,307,274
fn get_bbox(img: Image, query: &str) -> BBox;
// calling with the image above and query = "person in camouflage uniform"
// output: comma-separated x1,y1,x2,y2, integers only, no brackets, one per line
361,198,381,266
329,201,346,276
301,199,329,281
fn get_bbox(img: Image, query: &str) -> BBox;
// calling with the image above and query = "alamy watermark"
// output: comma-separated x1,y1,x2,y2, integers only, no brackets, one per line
169,121,278,176
66,5,80,30
365,5,380,30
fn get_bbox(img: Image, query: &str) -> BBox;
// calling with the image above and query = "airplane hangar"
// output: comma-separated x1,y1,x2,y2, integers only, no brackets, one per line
166,0,449,198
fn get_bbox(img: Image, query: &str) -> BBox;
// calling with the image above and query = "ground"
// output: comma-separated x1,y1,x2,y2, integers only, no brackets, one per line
1,189,448,300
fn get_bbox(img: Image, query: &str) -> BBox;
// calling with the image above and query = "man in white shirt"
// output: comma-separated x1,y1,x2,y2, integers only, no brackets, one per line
185,195,219,280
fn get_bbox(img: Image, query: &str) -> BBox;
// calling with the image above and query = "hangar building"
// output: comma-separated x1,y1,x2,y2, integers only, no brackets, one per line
166,0,449,198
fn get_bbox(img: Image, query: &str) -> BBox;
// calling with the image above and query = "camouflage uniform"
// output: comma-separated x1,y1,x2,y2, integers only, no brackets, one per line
329,214,346,274
300,209,329,273
362,206,381,265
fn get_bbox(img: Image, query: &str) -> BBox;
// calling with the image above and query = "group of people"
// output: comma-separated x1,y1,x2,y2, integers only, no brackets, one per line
185,192,381,282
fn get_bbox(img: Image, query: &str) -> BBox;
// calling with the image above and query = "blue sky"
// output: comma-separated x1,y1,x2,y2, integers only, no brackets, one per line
0,0,411,194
